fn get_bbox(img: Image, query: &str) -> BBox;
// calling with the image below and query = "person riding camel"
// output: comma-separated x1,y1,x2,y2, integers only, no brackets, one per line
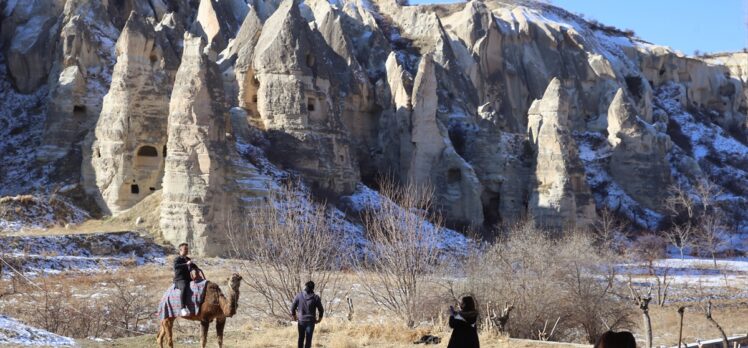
174,242,197,317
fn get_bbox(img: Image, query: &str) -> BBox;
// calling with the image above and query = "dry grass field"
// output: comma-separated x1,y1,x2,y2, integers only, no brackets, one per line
2,258,747,348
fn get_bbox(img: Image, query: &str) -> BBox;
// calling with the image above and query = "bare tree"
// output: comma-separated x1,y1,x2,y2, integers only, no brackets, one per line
665,183,697,222
628,280,653,348
694,179,722,214
697,213,727,268
702,301,729,348
593,208,628,252
352,179,443,328
226,183,349,319
677,306,685,348
662,223,694,260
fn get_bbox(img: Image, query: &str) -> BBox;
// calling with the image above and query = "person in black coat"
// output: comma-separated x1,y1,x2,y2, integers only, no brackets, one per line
173,242,197,317
447,295,480,348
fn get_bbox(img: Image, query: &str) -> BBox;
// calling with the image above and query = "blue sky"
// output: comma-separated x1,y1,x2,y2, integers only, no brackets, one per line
409,0,748,54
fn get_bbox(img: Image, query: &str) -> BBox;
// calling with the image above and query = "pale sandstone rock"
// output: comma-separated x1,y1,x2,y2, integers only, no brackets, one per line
86,12,174,214
527,78,596,229
192,0,248,53
160,35,230,256
250,0,359,194
608,87,672,211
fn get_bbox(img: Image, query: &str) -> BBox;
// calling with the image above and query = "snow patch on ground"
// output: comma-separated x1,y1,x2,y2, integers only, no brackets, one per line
0,232,169,276
0,315,75,346
618,257,748,301
0,194,89,233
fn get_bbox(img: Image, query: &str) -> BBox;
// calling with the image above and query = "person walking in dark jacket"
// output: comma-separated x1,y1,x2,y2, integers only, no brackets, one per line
173,243,196,317
447,296,480,348
290,281,324,348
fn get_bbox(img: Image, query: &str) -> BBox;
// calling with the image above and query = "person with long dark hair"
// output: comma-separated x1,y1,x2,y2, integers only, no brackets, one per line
447,295,480,348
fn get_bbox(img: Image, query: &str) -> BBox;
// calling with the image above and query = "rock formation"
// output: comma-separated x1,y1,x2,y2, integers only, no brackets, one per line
527,78,596,228
608,88,672,210
1,0,747,252
247,0,359,194
159,35,230,256
85,12,175,214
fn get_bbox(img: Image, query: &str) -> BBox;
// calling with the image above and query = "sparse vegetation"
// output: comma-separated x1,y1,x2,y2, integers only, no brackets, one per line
352,179,443,328
455,221,634,344
226,183,350,319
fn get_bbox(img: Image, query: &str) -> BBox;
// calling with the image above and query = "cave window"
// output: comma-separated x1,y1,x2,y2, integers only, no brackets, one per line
253,77,260,86
131,184,139,194
659,68,666,76
306,53,315,67
73,105,86,118
137,145,159,157
447,168,461,184
252,95,258,103
149,54,158,64
163,145,167,157
307,98,316,112
66,36,75,51
149,187,156,191
624,75,643,100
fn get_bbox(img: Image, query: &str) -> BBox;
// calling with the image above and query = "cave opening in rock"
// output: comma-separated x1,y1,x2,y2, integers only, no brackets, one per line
482,192,501,227
447,168,461,184
73,105,86,119
448,124,467,158
131,184,139,194
307,98,316,112
137,145,158,157
624,75,643,100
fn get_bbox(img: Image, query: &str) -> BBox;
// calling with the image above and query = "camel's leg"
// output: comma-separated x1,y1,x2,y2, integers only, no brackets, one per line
200,320,210,348
156,320,165,348
165,318,175,348
216,318,226,348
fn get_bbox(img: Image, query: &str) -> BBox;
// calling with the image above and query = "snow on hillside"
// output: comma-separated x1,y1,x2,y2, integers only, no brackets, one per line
340,183,469,253
0,232,169,275
655,82,748,230
0,192,89,233
0,55,52,197
575,132,663,229
0,315,75,346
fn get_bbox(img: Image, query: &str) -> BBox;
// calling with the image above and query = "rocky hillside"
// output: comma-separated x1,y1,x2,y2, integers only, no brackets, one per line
1,0,746,255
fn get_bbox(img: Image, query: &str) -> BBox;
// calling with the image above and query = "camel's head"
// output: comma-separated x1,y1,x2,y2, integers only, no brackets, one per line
228,273,243,291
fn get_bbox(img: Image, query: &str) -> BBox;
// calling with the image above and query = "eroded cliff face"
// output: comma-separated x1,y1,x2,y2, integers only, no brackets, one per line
1,0,747,254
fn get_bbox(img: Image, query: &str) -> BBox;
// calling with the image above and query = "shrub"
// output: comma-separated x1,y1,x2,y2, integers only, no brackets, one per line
455,221,633,343
226,183,349,319
352,179,443,328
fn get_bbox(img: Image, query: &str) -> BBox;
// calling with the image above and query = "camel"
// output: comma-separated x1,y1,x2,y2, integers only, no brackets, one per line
157,273,242,348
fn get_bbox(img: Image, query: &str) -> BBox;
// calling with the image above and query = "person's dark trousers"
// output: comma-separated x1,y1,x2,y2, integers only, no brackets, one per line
174,280,190,310
297,322,315,348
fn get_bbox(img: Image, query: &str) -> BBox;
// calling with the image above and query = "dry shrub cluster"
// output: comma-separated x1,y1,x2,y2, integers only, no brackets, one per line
456,221,635,344
352,179,443,328
226,183,350,319
1,273,157,339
